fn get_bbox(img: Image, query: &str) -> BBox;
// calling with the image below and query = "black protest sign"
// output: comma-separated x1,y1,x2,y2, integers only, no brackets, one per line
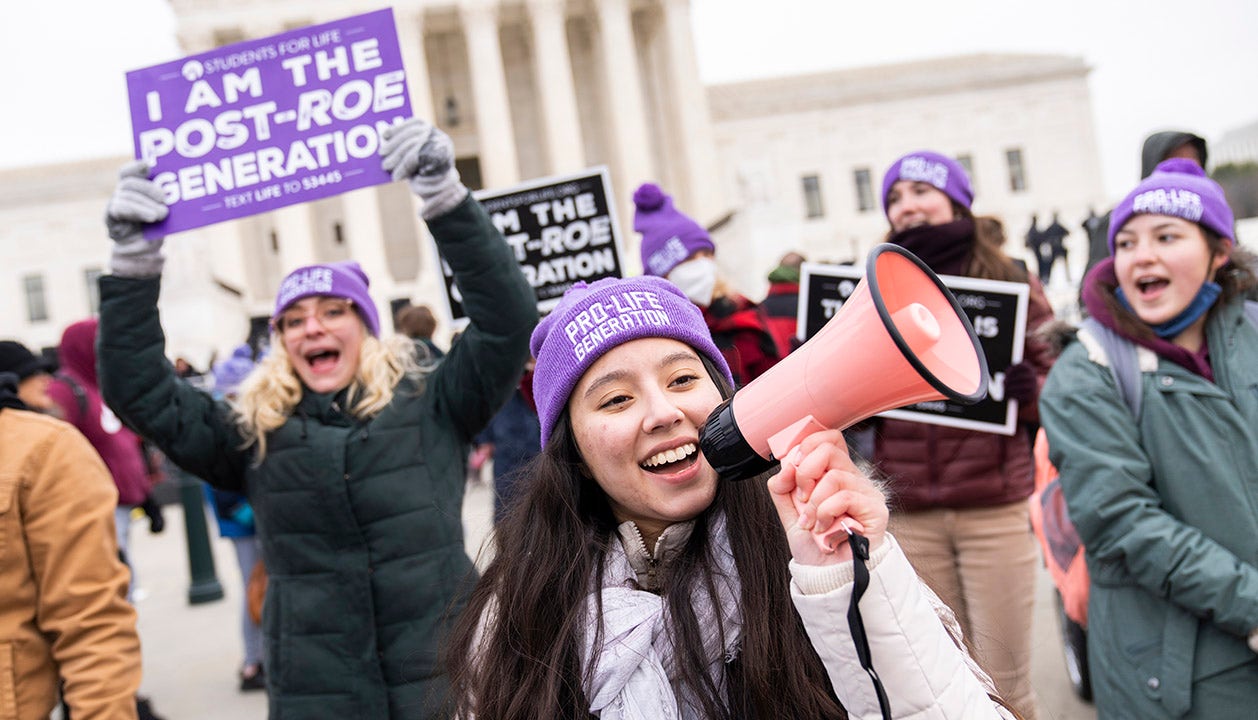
799,263,1028,435
439,167,624,322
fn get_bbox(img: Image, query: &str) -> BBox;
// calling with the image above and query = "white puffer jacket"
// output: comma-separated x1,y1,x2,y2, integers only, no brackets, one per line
791,535,1015,720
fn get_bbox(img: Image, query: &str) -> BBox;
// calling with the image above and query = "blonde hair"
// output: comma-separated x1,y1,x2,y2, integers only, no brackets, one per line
230,332,429,461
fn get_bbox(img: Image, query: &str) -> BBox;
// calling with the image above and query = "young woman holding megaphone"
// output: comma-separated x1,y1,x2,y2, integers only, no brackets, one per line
445,273,1021,719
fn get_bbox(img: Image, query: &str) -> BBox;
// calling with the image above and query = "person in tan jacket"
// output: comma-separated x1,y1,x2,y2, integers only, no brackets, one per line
0,371,141,720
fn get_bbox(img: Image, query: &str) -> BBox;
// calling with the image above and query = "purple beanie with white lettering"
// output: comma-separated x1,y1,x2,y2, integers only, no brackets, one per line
530,276,733,447
1108,158,1235,253
273,261,380,336
633,183,715,277
212,344,258,398
881,151,974,215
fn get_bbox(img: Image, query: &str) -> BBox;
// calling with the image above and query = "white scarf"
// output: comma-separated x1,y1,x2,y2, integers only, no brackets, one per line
583,514,742,720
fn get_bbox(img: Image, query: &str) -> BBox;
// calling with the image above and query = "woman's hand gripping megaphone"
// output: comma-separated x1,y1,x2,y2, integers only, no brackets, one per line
765,429,889,561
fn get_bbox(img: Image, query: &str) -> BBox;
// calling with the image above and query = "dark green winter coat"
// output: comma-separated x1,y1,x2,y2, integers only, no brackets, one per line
98,195,538,719
1040,297,1258,719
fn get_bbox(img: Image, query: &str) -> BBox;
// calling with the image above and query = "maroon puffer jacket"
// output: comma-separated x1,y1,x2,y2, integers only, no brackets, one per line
876,274,1056,511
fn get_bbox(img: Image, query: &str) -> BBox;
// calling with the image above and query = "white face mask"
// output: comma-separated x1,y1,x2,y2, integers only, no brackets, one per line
667,257,718,307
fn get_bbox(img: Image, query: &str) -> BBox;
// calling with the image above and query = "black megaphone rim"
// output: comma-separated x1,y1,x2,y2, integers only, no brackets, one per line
864,243,989,405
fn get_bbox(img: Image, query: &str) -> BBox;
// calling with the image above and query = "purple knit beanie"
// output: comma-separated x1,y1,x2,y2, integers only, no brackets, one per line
1108,158,1235,253
633,183,716,277
212,344,257,397
530,276,734,447
273,261,380,336
881,151,974,215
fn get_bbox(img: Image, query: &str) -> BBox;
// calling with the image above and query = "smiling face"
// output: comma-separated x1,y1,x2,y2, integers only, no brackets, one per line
568,337,723,543
1113,214,1229,337
886,180,956,233
276,296,365,394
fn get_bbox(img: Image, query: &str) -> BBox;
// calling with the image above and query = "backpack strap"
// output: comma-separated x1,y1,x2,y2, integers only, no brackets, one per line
54,372,89,424
1244,300,1258,329
1079,300,1258,422
1078,318,1143,420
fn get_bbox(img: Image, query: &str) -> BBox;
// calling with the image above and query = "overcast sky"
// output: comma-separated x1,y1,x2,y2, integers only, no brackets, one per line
2,0,1255,199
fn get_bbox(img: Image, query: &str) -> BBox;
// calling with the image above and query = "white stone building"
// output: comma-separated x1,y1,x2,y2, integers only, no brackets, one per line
0,1,1108,363
707,53,1108,302
1211,118,1258,244
1212,118,1258,167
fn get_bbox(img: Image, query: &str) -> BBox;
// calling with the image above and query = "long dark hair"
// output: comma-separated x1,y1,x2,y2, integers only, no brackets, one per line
444,357,846,719
1099,229,1258,341
956,206,1029,283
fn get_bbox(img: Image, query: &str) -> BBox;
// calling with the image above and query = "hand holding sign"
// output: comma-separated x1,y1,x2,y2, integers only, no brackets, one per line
379,118,467,219
105,161,168,278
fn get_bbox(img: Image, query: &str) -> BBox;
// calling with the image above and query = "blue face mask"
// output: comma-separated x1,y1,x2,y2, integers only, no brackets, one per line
1116,281,1222,339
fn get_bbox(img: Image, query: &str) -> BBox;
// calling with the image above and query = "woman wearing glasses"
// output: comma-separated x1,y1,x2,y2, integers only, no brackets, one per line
94,118,538,719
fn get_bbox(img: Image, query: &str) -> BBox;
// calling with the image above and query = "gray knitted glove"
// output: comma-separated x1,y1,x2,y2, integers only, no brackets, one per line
379,118,467,220
105,160,169,277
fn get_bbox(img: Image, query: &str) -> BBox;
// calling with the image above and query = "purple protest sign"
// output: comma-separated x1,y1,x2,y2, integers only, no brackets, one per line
125,9,412,238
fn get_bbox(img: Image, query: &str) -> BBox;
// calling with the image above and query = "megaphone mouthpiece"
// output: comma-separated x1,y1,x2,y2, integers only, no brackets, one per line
892,303,941,347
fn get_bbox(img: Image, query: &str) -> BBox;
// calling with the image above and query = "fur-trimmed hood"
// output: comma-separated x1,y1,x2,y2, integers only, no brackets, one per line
1033,319,1080,361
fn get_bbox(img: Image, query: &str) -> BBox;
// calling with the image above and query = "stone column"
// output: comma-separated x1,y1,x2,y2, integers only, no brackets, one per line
592,0,653,269
659,0,725,221
526,0,585,174
395,6,435,122
339,185,399,334
409,215,445,328
273,204,321,274
388,4,437,309
460,0,520,188
175,28,215,54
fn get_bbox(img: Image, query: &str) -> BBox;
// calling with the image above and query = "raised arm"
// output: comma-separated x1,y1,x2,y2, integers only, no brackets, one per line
380,118,539,441
97,161,249,490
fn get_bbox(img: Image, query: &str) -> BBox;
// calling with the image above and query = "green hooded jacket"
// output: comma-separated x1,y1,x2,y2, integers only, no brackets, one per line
1040,297,1258,719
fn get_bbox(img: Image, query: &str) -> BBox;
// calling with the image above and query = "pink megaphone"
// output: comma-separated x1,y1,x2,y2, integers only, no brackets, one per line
699,244,988,547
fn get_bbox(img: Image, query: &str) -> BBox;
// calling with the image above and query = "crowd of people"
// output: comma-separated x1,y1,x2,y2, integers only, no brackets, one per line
2,115,1255,720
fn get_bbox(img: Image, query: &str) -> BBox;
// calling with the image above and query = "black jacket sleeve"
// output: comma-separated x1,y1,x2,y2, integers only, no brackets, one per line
97,274,249,491
422,194,539,442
